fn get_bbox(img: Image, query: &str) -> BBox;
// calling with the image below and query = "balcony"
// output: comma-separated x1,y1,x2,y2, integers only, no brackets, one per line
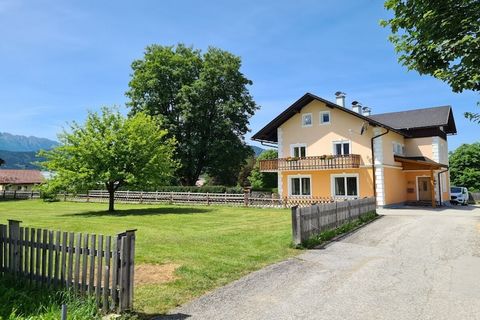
259,154,361,172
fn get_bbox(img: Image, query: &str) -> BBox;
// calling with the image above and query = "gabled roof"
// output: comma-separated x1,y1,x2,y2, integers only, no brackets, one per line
251,93,457,143
369,106,456,134
0,169,45,185
251,93,406,143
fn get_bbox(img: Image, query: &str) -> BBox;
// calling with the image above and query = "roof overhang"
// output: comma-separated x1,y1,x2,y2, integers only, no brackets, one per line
394,155,448,170
251,93,407,143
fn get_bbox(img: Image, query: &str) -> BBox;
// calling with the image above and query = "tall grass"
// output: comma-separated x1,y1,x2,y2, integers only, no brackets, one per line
0,275,100,320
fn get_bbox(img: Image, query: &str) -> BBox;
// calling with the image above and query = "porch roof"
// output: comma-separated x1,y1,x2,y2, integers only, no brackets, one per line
394,156,448,170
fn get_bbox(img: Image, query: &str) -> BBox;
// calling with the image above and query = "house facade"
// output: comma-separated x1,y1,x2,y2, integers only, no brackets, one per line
252,93,456,207
0,169,45,191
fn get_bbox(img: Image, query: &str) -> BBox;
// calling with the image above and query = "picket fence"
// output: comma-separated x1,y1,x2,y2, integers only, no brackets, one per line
0,220,136,312
291,197,377,245
63,190,347,208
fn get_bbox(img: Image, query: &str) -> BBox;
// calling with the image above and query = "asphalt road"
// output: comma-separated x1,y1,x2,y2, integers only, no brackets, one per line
163,206,480,320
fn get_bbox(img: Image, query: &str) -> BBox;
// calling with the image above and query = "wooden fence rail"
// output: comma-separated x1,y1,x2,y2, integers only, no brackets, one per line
1,190,40,200
291,197,377,245
63,190,351,208
0,220,135,312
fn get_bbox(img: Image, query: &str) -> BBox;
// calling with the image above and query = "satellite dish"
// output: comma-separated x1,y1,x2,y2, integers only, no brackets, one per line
360,122,369,135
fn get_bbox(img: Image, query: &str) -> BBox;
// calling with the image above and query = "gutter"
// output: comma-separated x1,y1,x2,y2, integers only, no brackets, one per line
370,128,389,201
437,168,449,205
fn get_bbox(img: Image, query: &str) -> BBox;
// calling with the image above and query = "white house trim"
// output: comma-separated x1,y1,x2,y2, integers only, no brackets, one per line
290,143,307,157
301,113,313,127
277,127,284,158
330,173,360,199
287,174,312,197
432,136,440,163
278,172,283,197
332,140,352,155
373,127,385,205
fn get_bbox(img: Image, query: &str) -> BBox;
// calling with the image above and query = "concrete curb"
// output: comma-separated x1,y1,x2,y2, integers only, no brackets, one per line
312,214,384,250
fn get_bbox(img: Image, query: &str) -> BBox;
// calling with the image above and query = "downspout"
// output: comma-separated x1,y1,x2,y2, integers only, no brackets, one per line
370,128,389,200
437,168,449,205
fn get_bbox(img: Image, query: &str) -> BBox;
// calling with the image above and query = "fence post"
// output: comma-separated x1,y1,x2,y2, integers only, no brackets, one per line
116,229,136,312
206,193,210,206
86,190,90,203
291,206,302,245
8,220,21,275
64,192,67,202
170,192,173,204
243,191,249,207
2,189,5,199
13,190,16,199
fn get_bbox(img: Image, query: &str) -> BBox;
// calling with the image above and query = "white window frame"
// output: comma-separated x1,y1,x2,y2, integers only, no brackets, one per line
330,173,360,198
332,140,352,155
392,141,405,156
319,111,331,125
288,175,312,197
302,113,313,127
290,143,307,158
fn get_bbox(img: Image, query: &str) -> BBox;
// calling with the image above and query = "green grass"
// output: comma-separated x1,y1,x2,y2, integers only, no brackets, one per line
0,275,100,320
0,200,296,316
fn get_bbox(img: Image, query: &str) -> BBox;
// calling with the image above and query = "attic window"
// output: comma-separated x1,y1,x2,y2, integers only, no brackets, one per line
320,111,331,125
302,113,312,127
393,142,405,156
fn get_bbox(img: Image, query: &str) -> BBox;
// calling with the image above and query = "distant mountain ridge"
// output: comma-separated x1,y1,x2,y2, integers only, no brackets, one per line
0,132,57,169
0,132,58,152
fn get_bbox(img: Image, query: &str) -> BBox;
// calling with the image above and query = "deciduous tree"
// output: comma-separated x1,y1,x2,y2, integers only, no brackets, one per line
248,149,278,190
126,44,258,185
40,107,176,211
449,142,480,192
381,0,480,120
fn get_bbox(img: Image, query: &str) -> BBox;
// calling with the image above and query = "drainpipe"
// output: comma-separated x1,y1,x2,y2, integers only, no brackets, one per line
370,128,389,200
437,168,449,205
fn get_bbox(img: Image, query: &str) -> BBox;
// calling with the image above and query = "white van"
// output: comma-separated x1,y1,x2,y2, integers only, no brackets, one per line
450,186,469,205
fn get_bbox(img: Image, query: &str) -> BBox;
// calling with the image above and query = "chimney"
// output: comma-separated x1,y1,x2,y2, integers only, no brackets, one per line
351,101,362,114
335,91,346,107
362,107,372,117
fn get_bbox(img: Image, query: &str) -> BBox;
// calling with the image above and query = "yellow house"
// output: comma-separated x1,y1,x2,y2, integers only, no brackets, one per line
252,93,457,207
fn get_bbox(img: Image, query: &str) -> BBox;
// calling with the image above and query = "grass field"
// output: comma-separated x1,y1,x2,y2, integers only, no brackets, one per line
0,200,297,316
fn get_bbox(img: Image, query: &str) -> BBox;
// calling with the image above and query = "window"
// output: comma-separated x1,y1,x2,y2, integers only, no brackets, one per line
319,111,330,125
333,141,350,155
393,142,405,156
332,175,358,197
290,176,311,196
291,144,306,158
302,113,312,127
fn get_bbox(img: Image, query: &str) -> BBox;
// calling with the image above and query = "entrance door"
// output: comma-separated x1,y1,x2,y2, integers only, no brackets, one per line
418,177,431,201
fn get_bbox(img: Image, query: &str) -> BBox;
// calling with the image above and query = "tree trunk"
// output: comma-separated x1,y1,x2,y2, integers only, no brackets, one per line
108,187,115,212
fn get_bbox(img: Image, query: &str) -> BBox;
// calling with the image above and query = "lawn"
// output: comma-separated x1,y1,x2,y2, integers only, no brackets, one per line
0,200,297,316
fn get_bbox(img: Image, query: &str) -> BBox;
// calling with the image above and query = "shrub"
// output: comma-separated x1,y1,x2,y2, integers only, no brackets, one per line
155,185,243,194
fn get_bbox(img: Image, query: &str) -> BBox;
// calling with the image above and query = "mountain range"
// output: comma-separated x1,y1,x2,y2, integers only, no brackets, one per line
0,132,266,169
0,132,58,169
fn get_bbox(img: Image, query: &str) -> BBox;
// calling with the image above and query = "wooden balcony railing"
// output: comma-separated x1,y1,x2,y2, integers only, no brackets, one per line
259,154,361,172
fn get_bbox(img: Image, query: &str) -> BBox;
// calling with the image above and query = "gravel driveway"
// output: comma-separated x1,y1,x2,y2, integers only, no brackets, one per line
161,206,480,320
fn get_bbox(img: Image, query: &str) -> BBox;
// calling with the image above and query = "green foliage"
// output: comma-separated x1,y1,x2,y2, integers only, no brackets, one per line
449,142,480,192
248,149,278,190
126,44,258,185
301,211,378,249
39,107,177,211
154,185,243,193
0,275,100,319
381,0,480,120
237,156,255,187
0,158,4,167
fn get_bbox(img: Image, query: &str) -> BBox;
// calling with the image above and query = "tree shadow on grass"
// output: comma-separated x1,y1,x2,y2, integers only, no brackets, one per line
62,206,214,217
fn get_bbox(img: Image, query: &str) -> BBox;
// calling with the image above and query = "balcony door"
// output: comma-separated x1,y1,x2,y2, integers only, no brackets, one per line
333,141,351,155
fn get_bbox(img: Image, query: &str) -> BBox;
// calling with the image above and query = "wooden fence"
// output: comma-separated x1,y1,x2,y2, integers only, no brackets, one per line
0,220,136,312
470,192,480,203
63,190,349,208
1,190,40,200
291,197,377,245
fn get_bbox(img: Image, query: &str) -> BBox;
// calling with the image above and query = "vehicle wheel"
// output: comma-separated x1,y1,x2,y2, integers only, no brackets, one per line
462,202,468,206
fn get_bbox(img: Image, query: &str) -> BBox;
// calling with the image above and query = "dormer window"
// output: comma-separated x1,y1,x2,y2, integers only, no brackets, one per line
302,113,312,127
320,111,331,125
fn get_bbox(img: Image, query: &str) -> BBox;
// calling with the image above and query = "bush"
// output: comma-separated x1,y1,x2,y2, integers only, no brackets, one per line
155,185,243,194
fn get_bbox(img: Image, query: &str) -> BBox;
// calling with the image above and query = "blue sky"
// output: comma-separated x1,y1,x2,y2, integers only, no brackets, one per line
0,0,478,150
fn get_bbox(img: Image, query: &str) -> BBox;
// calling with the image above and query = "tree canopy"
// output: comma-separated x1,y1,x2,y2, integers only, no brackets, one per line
0,158,4,167
248,149,278,190
40,107,176,211
126,44,258,185
381,0,480,120
449,142,480,192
